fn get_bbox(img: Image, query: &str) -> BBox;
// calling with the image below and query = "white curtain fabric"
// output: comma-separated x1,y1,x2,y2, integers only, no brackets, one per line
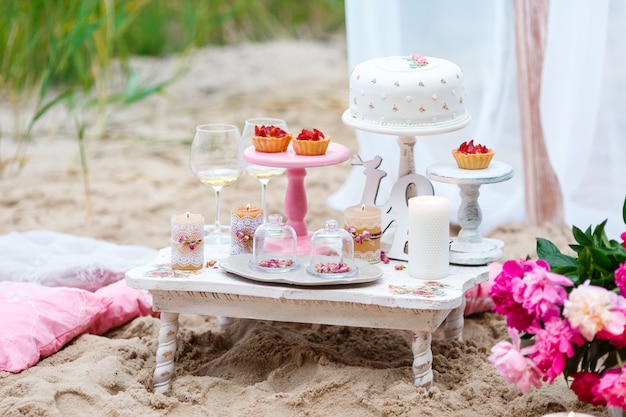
329,0,625,239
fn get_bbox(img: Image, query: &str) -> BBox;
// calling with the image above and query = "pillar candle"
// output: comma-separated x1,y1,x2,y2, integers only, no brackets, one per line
230,204,263,255
344,204,382,263
408,196,450,279
171,212,204,270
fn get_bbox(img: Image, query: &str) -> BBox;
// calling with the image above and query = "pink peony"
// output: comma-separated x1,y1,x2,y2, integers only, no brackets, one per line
621,231,626,249
529,318,584,383
512,265,573,329
490,259,566,332
616,261,626,296
563,281,626,341
595,365,626,408
488,328,543,393
570,372,607,407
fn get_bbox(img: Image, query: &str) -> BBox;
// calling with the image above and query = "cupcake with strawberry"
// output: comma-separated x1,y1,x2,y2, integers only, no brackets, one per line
452,139,494,169
292,128,331,156
251,125,292,153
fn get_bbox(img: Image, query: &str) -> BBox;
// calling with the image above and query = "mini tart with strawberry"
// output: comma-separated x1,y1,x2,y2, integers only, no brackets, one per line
452,140,495,169
251,125,292,153
292,128,331,156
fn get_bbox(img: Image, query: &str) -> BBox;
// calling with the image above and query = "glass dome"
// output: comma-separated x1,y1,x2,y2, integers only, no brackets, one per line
250,214,299,273
306,219,357,278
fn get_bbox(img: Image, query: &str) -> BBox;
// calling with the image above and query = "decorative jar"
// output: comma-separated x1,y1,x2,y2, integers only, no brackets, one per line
250,214,299,273
307,219,357,278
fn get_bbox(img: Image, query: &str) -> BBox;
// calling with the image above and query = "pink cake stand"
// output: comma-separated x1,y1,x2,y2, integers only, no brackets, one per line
244,143,351,253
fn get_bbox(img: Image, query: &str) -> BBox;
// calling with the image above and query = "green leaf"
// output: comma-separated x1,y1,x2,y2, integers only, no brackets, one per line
536,237,562,258
589,247,613,273
572,225,592,246
544,253,577,269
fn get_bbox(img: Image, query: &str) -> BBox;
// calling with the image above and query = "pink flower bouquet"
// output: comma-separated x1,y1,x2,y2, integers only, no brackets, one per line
489,197,626,410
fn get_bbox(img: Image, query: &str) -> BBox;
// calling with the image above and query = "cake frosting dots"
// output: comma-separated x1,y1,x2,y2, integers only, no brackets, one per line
346,54,470,130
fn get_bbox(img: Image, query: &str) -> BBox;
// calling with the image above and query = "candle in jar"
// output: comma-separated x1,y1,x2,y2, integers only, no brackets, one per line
171,212,204,270
230,204,263,255
344,204,381,263
408,196,450,279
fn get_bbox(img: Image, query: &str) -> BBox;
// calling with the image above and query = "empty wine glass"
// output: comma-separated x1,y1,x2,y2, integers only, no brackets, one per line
241,117,288,222
190,123,243,245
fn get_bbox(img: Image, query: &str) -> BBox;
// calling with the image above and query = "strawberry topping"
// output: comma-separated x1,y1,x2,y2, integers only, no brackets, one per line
296,128,326,141
254,125,289,138
457,140,491,154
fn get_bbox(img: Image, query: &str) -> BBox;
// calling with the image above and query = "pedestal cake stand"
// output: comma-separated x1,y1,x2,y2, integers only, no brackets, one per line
244,143,351,253
426,160,514,265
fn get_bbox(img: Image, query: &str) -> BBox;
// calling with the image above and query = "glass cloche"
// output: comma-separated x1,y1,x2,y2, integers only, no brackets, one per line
250,214,299,273
307,219,357,278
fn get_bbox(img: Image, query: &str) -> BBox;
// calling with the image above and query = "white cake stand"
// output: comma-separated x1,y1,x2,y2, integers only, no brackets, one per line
426,161,513,265
342,109,471,195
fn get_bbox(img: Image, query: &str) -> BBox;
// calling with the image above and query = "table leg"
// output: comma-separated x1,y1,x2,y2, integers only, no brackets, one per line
153,312,179,394
441,300,465,342
411,331,433,388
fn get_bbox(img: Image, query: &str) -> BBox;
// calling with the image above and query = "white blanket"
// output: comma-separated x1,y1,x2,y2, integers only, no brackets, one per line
0,230,158,291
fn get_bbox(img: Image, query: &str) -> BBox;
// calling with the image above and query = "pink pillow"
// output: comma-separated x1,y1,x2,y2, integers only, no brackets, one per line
464,262,502,316
0,281,112,373
89,280,157,335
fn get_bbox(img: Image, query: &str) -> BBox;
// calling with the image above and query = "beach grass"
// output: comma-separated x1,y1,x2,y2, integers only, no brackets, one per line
0,0,345,207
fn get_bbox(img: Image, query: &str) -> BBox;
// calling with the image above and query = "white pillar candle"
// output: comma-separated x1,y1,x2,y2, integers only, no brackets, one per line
344,204,382,263
171,212,204,270
230,204,263,255
408,196,450,280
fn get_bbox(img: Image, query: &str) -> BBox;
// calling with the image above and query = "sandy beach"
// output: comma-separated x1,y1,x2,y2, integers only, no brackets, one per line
0,38,608,417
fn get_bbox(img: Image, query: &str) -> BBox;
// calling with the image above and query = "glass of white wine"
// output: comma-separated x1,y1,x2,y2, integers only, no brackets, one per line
241,117,288,222
190,123,243,245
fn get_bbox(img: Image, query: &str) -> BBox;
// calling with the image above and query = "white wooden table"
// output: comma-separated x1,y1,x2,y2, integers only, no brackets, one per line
125,246,488,394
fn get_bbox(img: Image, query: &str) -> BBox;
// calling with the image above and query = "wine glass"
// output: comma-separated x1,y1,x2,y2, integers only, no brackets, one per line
241,117,288,222
190,123,243,245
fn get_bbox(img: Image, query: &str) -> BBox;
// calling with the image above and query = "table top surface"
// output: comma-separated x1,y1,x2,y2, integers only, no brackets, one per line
126,246,489,311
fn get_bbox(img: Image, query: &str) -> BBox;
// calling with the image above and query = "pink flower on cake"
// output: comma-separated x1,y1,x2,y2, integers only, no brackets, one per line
394,80,399,87
442,103,449,110
418,81,425,87
410,54,428,66
392,105,398,112
418,106,425,113
440,78,447,84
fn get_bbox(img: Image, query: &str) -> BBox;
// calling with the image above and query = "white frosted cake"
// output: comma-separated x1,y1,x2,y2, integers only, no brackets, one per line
344,54,470,132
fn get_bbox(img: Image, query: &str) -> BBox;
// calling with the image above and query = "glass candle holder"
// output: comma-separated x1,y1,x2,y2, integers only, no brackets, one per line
250,214,299,273
307,219,357,278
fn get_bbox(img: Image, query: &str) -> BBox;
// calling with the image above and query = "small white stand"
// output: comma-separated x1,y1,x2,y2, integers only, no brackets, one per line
426,161,514,265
